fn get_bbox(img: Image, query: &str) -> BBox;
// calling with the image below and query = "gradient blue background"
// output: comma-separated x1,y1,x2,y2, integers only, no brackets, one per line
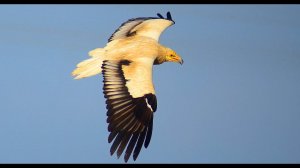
0,5,300,163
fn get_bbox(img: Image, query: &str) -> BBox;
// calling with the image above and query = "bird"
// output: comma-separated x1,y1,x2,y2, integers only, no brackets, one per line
71,11,183,163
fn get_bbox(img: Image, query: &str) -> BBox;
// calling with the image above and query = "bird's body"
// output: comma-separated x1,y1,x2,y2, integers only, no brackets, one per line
72,12,183,162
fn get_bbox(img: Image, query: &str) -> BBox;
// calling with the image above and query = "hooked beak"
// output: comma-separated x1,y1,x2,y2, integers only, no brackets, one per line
168,54,184,65
179,58,184,65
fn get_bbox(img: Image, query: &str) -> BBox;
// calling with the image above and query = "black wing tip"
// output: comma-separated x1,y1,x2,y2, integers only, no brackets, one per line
157,13,164,19
157,11,175,23
126,11,174,23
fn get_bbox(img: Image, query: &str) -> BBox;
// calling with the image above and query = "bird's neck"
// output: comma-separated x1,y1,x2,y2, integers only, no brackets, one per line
154,56,166,65
154,46,168,65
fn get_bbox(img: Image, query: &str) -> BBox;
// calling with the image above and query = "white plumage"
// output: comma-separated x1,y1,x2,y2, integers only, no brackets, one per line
72,12,183,162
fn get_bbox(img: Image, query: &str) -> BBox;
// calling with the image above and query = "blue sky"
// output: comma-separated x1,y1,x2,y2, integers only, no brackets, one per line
0,5,300,163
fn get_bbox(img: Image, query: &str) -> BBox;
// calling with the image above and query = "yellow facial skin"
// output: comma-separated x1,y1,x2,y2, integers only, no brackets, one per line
166,50,184,65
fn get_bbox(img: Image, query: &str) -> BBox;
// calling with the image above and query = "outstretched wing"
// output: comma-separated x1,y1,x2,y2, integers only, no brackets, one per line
108,12,175,42
102,59,157,162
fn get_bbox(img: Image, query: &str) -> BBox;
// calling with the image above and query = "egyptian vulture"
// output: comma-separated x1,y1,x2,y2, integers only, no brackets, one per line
72,12,183,162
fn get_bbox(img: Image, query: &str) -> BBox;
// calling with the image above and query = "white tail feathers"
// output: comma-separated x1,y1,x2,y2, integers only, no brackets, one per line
72,48,105,79
89,48,105,57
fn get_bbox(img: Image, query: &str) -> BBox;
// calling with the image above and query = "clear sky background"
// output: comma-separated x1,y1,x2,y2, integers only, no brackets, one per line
0,5,300,163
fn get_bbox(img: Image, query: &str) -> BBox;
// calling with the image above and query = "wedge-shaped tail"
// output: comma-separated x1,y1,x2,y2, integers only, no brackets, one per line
72,48,105,79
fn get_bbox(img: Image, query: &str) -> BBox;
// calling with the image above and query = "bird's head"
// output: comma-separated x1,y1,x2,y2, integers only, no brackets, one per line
165,48,183,65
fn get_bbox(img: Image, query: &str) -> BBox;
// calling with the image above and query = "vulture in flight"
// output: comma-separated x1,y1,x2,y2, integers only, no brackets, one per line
72,12,183,162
